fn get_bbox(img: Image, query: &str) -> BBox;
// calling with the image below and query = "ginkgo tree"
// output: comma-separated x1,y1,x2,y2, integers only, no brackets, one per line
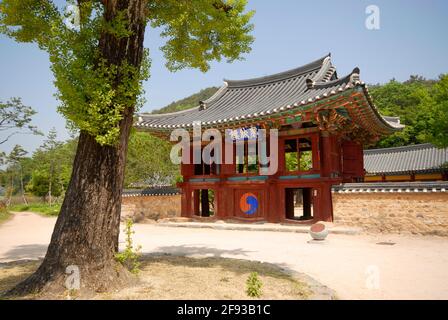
0,0,254,296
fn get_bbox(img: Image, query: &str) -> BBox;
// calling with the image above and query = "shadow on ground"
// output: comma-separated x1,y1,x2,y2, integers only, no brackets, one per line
0,251,336,299
1,244,48,261
0,260,40,295
146,246,337,299
146,245,301,281
151,244,254,259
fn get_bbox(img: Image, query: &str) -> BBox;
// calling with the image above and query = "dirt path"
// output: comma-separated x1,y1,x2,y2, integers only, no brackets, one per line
1,212,448,299
0,212,55,261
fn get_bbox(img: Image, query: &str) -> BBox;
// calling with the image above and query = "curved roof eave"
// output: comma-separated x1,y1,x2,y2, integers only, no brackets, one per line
359,84,405,131
135,55,403,134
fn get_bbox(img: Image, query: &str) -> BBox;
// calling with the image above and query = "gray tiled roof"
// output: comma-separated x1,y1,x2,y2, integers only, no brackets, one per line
333,181,448,192
136,54,403,133
364,143,448,175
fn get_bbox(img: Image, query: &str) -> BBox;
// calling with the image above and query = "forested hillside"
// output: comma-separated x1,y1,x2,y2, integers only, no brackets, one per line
152,86,219,114
368,74,447,148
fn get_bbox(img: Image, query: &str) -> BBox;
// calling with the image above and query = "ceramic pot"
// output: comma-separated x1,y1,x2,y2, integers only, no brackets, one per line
309,222,329,240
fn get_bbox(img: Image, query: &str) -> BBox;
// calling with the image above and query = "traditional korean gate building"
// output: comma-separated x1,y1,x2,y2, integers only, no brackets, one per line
135,55,403,223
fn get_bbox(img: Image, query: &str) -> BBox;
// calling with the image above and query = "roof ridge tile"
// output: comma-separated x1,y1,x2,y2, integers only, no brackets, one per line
224,54,330,88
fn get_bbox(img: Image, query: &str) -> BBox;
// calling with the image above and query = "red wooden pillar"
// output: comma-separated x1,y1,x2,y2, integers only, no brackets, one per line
223,187,234,219
267,181,281,222
267,134,283,222
284,188,294,220
180,160,194,218
320,131,332,177
317,131,335,222
277,138,286,175
181,186,191,218
215,185,226,220
219,138,234,220
316,184,333,222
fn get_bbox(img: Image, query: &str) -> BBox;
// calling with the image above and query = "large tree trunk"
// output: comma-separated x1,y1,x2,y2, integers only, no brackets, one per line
7,0,147,297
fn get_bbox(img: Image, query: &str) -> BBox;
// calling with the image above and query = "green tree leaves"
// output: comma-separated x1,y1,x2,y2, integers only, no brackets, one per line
2,144,29,204
27,168,63,198
7,144,28,164
424,75,448,147
125,131,177,187
370,75,448,148
0,0,60,46
149,0,254,72
0,97,42,145
26,128,73,201
1,130,178,197
1,0,254,145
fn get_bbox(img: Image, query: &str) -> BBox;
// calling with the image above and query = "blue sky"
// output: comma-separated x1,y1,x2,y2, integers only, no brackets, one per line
1,0,447,153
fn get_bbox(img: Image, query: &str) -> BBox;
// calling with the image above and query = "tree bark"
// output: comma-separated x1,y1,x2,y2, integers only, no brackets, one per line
20,165,27,205
48,162,52,206
7,0,147,296
7,174,13,206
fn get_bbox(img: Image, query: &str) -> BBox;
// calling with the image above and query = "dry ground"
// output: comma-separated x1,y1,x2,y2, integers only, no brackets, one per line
0,255,312,300
1,212,448,299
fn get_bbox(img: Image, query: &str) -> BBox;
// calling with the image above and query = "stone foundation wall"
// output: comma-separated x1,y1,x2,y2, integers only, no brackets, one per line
121,190,448,236
121,194,181,222
333,192,448,236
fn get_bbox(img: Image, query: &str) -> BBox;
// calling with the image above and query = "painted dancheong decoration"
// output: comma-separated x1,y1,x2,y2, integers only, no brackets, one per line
227,127,259,141
240,193,259,215
135,54,403,223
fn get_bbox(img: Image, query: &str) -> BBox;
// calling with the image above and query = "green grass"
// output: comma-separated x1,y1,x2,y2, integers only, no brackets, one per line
8,203,61,216
0,208,12,224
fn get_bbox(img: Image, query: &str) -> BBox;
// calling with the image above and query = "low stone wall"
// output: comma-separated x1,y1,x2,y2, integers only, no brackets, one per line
333,192,448,236
121,184,448,236
121,194,181,222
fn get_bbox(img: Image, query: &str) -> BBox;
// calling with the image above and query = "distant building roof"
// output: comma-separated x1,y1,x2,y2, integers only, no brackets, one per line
364,143,448,175
332,181,448,193
136,54,403,137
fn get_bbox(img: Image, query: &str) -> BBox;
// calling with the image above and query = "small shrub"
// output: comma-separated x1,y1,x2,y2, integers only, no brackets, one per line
115,218,141,274
246,272,263,298
0,201,11,224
